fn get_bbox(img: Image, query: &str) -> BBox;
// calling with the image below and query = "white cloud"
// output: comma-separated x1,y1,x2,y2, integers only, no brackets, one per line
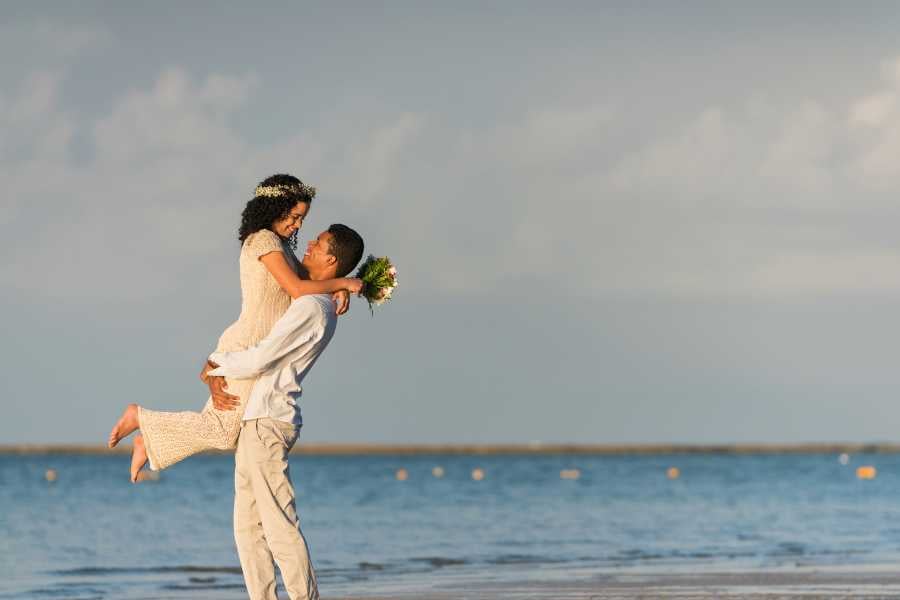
0,71,74,162
611,107,733,195
11,49,900,304
421,56,900,299
850,92,895,127
483,104,614,168
761,103,833,175
92,68,254,165
748,252,900,295
339,113,426,206
879,56,900,86
0,66,426,302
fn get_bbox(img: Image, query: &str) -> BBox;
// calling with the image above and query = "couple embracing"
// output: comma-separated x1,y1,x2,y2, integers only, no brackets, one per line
108,174,367,600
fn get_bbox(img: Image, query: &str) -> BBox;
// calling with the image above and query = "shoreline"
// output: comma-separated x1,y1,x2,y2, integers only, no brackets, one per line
329,569,900,599
19,567,900,600
328,571,900,600
2,441,900,455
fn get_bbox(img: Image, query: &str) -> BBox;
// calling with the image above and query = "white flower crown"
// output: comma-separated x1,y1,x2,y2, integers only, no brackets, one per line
254,182,317,199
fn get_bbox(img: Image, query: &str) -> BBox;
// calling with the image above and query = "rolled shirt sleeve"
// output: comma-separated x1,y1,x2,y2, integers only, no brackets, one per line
208,300,321,380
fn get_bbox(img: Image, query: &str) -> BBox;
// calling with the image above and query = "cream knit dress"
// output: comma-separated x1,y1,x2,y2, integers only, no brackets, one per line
138,229,299,471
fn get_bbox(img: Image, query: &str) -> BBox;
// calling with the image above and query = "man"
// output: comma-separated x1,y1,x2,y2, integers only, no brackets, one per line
201,224,365,600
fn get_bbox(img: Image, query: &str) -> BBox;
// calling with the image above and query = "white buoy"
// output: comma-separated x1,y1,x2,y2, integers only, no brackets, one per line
395,468,409,481
432,466,445,478
471,468,485,481
839,453,850,465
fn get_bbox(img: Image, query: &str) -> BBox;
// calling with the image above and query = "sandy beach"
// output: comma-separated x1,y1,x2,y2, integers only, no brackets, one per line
333,570,900,599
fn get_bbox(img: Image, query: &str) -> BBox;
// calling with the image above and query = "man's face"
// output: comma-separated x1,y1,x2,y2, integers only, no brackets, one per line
302,230,336,272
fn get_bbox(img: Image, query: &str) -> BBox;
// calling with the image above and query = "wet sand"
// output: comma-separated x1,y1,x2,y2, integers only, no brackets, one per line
333,570,900,599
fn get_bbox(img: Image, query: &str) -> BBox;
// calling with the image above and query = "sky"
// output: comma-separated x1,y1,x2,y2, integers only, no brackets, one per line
5,2,900,445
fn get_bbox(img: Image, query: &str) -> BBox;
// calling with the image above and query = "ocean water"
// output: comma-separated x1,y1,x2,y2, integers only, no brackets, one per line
3,451,900,598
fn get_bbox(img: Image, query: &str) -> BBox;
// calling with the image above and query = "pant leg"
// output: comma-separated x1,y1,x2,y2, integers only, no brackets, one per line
234,423,278,600
137,376,255,470
243,418,319,600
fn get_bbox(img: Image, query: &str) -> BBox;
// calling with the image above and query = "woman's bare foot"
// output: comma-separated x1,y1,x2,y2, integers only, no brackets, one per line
130,434,149,483
108,404,139,448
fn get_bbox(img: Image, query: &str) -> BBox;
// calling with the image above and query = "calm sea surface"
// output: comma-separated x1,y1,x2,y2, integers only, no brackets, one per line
4,452,900,598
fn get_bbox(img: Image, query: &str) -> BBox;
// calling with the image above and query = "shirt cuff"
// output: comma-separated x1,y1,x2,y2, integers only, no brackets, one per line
207,352,228,376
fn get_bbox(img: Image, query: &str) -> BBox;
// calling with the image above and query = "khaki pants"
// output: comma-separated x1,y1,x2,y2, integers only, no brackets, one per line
234,418,319,600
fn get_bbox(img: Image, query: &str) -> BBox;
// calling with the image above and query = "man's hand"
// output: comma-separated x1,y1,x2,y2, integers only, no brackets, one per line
333,289,350,316
209,376,239,410
207,361,240,411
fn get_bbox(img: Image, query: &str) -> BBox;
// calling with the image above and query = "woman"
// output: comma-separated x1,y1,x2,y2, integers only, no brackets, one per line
107,174,362,481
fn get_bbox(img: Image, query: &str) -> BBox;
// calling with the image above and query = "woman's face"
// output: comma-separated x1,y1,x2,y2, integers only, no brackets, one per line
272,201,310,239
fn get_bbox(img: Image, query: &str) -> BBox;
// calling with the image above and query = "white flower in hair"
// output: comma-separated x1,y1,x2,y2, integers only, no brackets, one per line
255,182,317,199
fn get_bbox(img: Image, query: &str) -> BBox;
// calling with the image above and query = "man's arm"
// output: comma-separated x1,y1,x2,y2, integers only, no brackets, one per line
208,300,322,380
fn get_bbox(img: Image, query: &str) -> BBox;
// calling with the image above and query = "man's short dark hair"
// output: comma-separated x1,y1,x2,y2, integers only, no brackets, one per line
327,224,365,277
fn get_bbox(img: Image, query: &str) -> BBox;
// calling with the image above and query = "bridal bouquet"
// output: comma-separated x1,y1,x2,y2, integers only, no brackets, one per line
356,255,398,314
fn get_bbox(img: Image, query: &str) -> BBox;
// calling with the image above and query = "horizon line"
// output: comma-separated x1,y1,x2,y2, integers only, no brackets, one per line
2,442,899,456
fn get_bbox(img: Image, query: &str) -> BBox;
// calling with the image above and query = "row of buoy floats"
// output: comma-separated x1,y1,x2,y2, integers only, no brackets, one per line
395,467,596,481
395,466,679,481
39,456,883,483
390,457,881,482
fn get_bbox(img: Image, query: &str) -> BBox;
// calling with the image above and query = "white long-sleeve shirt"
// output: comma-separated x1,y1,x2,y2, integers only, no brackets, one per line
207,294,337,426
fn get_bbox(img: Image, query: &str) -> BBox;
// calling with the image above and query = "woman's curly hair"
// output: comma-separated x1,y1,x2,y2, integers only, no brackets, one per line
238,174,315,250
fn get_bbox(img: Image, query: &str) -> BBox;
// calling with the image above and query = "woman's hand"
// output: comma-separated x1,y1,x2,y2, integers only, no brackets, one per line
199,360,212,383
344,277,364,295
333,290,350,316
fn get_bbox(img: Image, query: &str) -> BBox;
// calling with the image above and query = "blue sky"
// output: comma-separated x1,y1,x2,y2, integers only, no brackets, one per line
5,2,900,444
